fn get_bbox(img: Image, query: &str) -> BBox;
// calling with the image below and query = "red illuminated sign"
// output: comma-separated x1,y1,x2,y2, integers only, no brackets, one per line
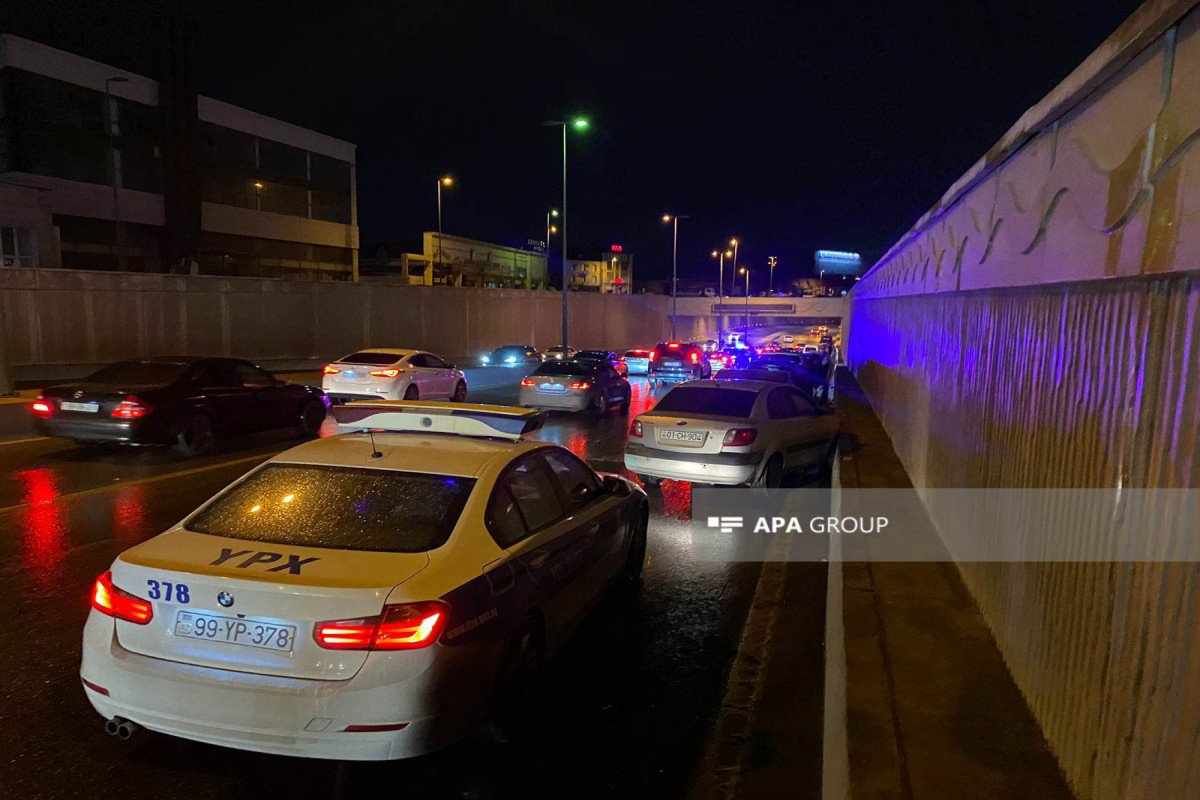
610,245,623,252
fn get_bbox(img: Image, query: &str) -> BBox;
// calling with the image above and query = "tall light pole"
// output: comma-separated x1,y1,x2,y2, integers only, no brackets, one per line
662,214,690,340
546,208,559,249
768,255,778,294
436,175,453,279
542,117,589,350
729,238,739,297
712,248,732,346
104,76,129,271
739,266,750,330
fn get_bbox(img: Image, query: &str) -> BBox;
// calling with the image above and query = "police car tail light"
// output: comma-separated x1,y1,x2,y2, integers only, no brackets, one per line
722,428,758,447
91,571,153,625
323,365,342,375
369,368,402,378
520,378,535,387
314,601,449,651
111,397,152,419
631,420,643,438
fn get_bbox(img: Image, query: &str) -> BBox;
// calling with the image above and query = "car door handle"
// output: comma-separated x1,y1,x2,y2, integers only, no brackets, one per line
529,552,549,569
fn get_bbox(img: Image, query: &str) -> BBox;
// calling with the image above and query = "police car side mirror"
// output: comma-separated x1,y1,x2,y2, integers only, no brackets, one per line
601,474,629,496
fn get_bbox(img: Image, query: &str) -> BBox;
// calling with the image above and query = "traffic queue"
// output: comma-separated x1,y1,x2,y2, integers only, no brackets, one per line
29,329,838,760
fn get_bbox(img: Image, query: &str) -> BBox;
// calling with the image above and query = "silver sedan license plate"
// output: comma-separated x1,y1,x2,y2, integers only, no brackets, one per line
174,610,297,652
658,429,705,446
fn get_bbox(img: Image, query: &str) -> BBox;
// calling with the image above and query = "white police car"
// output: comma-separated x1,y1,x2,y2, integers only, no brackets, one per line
81,401,648,760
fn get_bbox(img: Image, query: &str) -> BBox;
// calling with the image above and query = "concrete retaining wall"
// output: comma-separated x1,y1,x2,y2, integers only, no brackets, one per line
846,3,1200,798
0,267,687,377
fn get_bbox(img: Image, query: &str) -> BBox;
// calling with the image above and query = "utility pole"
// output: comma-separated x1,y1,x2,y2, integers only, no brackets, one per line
768,255,778,294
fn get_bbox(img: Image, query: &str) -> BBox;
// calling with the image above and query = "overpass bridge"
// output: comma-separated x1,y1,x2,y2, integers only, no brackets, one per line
841,2,1200,798
668,295,844,334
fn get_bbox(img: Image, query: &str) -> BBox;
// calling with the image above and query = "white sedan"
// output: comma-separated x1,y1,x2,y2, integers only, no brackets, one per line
81,401,649,760
322,348,466,403
624,378,839,487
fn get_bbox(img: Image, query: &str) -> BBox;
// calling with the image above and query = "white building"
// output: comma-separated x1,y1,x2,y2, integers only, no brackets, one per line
0,34,358,280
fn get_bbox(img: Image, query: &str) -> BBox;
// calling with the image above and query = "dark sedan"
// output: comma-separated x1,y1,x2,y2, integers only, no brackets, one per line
574,349,629,377
747,352,836,405
31,357,328,455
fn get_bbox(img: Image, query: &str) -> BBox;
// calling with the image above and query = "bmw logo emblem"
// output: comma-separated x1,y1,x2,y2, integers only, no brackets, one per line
217,591,234,608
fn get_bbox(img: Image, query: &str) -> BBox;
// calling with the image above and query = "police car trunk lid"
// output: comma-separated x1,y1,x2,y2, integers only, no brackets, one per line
111,529,430,680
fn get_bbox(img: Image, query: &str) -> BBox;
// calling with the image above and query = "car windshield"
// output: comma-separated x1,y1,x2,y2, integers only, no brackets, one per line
85,360,189,385
535,362,594,376
185,464,475,553
652,386,758,417
339,351,405,366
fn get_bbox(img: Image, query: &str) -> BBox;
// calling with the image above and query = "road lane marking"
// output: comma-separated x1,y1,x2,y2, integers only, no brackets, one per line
0,436,51,447
0,452,270,515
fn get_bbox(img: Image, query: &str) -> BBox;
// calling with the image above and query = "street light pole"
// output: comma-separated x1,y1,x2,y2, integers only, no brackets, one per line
436,176,452,282
740,266,751,329
543,118,589,351
662,214,690,340
729,238,739,297
104,76,129,271
768,255,777,294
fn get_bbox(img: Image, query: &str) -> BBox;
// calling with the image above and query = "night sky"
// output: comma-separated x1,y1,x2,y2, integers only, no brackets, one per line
8,0,1141,287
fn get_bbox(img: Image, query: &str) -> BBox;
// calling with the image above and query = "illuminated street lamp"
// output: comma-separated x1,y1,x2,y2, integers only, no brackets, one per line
729,238,739,297
739,265,751,328
662,214,690,340
436,175,453,274
542,117,590,350
712,248,733,345
768,255,778,294
546,208,559,249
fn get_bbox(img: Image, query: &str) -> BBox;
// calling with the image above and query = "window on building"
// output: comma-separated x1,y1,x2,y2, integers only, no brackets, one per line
0,226,37,268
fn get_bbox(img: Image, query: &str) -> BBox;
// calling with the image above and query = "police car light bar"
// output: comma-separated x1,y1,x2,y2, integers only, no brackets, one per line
332,401,545,441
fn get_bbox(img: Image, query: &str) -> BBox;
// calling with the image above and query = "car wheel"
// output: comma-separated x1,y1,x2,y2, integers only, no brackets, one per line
452,381,467,402
296,399,325,438
588,392,605,417
637,473,663,488
173,415,214,457
624,508,648,580
754,454,784,488
489,611,547,742
818,434,840,478
403,385,419,401
618,389,631,414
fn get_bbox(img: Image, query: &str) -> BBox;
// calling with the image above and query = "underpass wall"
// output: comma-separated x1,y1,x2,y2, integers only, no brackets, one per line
846,2,1200,798
0,268,674,375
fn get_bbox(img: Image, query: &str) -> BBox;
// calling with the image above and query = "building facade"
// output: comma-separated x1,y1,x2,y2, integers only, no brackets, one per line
567,246,632,293
0,34,358,280
361,233,548,289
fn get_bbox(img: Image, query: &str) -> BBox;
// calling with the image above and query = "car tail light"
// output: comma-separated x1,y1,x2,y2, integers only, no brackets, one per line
721,355,729,365
649,350,657,361
323,365,342,375
111,397,152,419
722,428,758,447
568,381,590,390
520,378,535,387
689,352,699,363
91,571,153,625
369,368,402,378
31,399,52,417
314,601,449,651
667,342,681,349
631,420,643,438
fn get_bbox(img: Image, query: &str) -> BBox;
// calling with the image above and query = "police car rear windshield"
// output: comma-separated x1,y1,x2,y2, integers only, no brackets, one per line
653,386,758,417
340,351,405,366
185,464,474,552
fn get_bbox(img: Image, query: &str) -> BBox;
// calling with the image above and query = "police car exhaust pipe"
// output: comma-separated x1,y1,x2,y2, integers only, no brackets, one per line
105,717,138,739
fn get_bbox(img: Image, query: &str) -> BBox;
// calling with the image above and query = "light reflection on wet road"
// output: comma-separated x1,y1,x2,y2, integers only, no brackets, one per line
0,368,822,799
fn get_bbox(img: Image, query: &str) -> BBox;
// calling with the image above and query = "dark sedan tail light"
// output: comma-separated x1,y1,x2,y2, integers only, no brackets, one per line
111,397,152,419
689,352,699,363
568,380,591,390
31,399,52,417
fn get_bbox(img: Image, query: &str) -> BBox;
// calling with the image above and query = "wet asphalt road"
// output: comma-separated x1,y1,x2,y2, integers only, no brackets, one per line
0,364,827,799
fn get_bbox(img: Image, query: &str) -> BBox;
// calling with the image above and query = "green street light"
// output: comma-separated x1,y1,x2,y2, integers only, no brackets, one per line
572,117,590,130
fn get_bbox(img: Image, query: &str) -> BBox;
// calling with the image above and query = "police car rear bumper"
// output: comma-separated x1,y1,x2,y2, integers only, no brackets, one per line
80,613,494,761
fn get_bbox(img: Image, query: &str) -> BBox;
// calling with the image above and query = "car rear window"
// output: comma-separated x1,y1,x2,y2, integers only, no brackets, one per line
185,464,475,553
86,360,189,385
494,346,527,357
535,362,594,376
652,386,757,417
574,350,609,360
624,350,647,358
339,351,405,366
653,343,698,359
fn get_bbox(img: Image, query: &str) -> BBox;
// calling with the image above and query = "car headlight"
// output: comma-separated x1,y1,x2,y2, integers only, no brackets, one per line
481,355,491,363
505,356,516,363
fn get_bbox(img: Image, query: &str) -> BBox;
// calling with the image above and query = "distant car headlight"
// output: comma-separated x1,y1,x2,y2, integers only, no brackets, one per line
505,356,516,363
481,355,491,363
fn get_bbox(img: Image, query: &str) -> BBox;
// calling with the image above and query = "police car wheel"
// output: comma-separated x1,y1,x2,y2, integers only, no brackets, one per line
490,613,547,741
